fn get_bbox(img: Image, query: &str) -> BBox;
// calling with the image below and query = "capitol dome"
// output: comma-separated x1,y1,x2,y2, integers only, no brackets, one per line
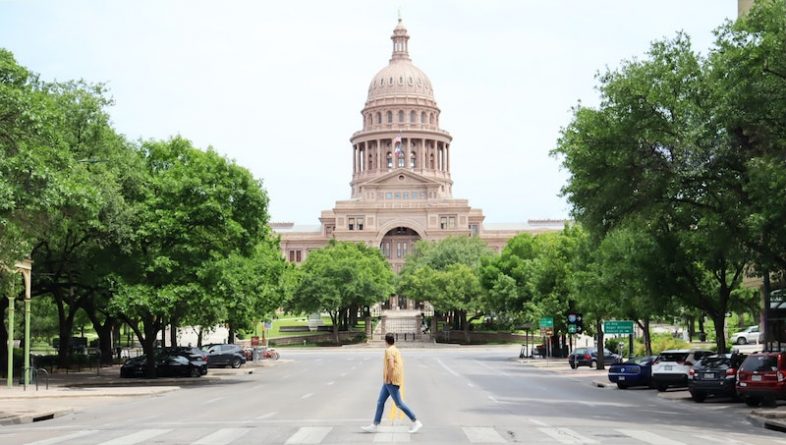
366,19,435,103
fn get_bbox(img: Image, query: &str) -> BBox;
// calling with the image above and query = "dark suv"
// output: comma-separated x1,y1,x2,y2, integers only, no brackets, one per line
201,344,246,368
568,347,621,369
688,353,743,402
737,352,786,407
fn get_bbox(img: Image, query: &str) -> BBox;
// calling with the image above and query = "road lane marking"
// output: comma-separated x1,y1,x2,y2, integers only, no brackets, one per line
487,395,499,403
97,429,171,445
616,429,685,445
284,427,332,444
24,430,97,445
256,412,277,420
462,427,506,443
326,381,335,386
301,392,314,399
204,397,224,404
436,359,460,377
528,418,549,426
192,428,249,445
537,428,597,444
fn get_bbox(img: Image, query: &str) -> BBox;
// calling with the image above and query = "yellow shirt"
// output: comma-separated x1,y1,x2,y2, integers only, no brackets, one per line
383,345,404,386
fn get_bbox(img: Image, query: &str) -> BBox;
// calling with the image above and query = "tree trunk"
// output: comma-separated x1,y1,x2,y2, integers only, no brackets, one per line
197,327,204,348
461,311,470,343
596,318,605,370
137,318,159,378
0,297,7,375
686,316,694,342
698,315,705,338
712,312,727,354
643,318,652,356
228,324,235,345
170,318,177,347
56,306,78,367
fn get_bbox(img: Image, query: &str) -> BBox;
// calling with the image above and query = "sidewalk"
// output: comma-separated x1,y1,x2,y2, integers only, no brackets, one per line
0,359,285,425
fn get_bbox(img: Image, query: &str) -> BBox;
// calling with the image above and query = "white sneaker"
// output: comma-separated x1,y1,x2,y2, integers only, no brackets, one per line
408,420,423,433
361,424,378,433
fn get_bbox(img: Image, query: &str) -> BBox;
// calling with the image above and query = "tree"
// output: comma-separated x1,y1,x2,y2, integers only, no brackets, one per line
553,32,752,353
109,137,271,376
291,240,394,344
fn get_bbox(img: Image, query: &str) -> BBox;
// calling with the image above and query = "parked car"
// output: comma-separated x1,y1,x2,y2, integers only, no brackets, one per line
688,353,744,402
201,344,246,368
120,353,207,378
161,346,209,373
568,347,621,369
730,325,760,345
651,349,713,392
736,352,786,407
608,356,656,389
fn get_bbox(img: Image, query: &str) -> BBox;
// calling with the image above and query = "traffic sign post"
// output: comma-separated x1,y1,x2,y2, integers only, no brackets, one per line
539,317,554,329
604,320,634,335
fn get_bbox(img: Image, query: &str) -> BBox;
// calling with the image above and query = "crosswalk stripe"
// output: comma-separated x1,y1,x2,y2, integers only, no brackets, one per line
284,427,332,444
693,434,745,444
537,428,597,444
24,430,97,445
616,429,685,445
192,428,249,445
373,432,411,443
96,429,171,445
462,427,506,443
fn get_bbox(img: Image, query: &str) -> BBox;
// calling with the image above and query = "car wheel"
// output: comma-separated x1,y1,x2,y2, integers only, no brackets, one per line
744,397,760,407
617,382,627,390
591,360,597,369
656,384,668,392
231,358,242,369
190,367,200,378
736,337,747,345
570,362,576,369
691,391,706,403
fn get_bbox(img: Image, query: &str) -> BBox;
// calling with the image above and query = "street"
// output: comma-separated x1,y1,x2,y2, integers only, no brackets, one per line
2,346,785,444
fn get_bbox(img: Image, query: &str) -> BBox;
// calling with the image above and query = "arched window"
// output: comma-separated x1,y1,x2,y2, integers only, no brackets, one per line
429,113,435,124
398,153,405,168
398,110,404,123
368,154,373,170
386,152,393,169
410,111,416,123
410,152,416,168
421,112,426,124
429,153,435,169
387,111,393,123
376,112,382,124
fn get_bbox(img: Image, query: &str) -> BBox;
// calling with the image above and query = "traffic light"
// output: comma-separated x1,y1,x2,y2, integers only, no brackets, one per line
567,312,583,334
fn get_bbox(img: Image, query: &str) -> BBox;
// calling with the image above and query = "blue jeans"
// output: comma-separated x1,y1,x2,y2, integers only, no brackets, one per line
373,383,417,424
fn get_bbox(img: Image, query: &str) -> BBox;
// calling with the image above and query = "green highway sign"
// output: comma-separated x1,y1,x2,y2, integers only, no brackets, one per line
604,320,634,334
539,317,554,329
567,324,577,334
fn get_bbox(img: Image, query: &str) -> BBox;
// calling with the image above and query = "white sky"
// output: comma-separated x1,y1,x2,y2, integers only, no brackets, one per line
0,1,737,224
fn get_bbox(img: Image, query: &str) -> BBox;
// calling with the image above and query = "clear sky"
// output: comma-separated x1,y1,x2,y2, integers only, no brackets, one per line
0,1,737,224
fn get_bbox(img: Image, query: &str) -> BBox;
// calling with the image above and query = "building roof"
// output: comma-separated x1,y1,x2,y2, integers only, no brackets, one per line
271,224,322,234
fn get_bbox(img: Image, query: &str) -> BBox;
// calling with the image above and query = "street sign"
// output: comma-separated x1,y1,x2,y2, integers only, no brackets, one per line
539,317,554,329
264,322,272,330
604,320,634,334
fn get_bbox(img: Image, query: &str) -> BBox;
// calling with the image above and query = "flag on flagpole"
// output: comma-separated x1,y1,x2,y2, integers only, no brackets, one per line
393,132,403,158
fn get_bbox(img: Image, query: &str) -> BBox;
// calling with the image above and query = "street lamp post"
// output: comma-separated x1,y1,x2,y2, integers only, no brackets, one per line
4,259,32,388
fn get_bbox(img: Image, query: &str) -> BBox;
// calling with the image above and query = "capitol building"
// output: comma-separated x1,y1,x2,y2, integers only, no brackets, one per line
273,19,564,309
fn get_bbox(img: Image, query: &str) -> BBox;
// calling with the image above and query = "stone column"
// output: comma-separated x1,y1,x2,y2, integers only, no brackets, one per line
446,144,450,172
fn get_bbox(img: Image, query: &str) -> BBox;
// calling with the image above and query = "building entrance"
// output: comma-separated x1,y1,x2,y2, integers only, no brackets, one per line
380,227,420,310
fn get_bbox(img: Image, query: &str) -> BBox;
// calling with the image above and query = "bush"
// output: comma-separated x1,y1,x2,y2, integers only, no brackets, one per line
633,334,689,356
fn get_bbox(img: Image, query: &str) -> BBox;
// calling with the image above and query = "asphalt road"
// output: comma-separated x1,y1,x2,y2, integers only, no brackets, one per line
2,345,786,444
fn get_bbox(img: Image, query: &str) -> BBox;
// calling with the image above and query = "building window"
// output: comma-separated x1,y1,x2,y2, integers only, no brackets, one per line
348,217,355,231
421,112,426,124
289,250,295,262
384,242,390,258
326,225,335,237
403,192,409,200
395,192,401,199
385,192,393,199
357,217,364,230
410,152,416,168
397,242,402,258
387,111,393,123
387,152,393,168
403,242,408,257
368,154,373,169
469,224,479,236
410,110,416,123
440,215,457,230
440,217,447,230
296,250,302,262
398,154,405,168
398,110,404,122
377,112,382,124
448,216,456,229
430,113,435,124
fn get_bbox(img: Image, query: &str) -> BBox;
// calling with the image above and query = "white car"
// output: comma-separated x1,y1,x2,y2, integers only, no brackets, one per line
651,349,713,392
730,325,760,345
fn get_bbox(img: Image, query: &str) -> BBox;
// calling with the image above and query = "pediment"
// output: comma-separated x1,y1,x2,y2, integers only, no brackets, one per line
360,169,442,188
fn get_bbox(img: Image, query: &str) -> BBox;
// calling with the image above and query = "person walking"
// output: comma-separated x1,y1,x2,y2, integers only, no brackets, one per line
361,333,423,434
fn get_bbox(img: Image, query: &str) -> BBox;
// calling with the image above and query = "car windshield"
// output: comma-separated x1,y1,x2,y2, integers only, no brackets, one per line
658,353,688,362
741,355,778,372
635,357,653,365
697,356,730,370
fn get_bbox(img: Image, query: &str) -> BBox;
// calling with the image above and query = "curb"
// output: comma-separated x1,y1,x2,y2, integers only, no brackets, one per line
0,408,72,426
0,387,180,400
591,380,612,388
748,413,786,431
